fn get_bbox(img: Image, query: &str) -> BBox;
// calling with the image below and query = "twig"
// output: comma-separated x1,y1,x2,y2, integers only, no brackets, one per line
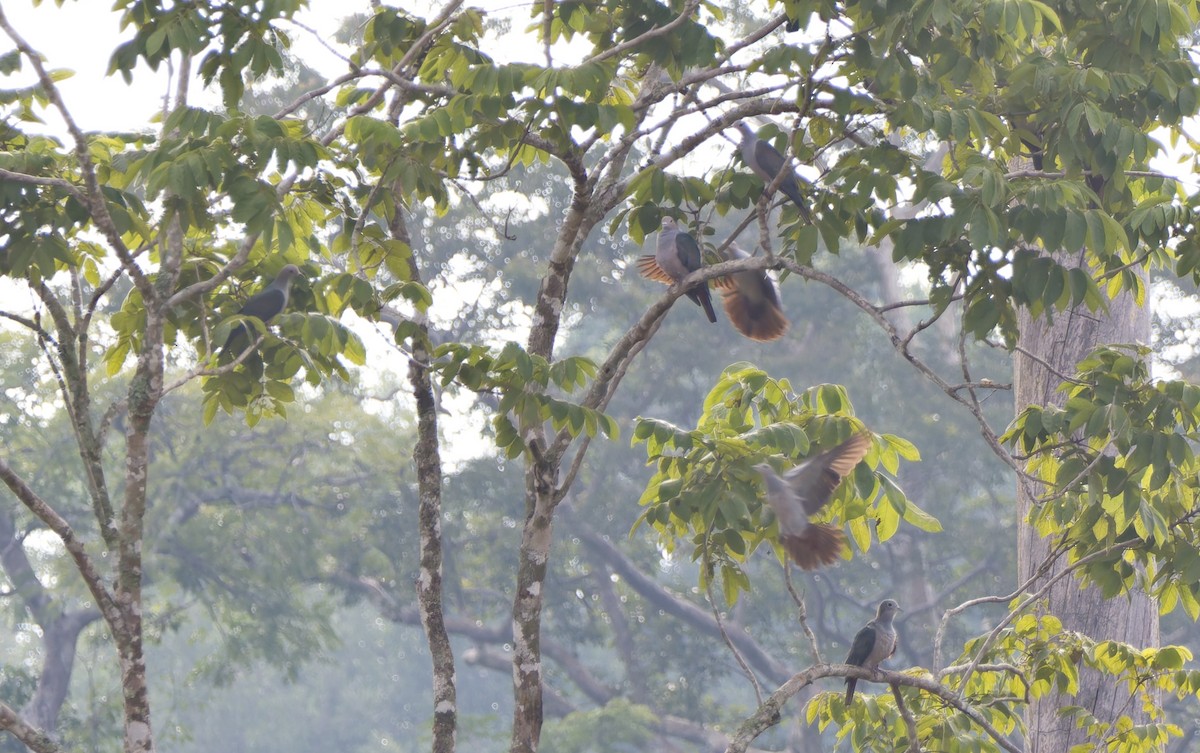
955,543,1132,696
783,566,822,662
933,544,1069,670
891,683,922,753
0,168,85,200
160,333,268,396
701,536,763,704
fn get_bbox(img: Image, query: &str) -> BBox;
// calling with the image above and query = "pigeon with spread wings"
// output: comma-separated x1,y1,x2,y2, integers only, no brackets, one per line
712,243,788,341
753,432,870,570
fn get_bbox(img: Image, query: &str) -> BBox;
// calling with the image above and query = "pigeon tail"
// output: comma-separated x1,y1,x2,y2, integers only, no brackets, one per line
723,289,789,341
845,677,858,706
780,523,844,570
688,286,718,323
778,180,815,223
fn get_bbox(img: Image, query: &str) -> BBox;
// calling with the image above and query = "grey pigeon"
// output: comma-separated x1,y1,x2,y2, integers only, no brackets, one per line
736,122,810,215
844,598,901,705
712,243,788,341
753,433,870,570
220,264,302,356
636,217,717,323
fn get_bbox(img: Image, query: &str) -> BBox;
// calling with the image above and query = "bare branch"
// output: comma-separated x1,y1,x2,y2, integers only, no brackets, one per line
701,537,763,704
0,701,63,753
571,514,792,685
0,457,121,631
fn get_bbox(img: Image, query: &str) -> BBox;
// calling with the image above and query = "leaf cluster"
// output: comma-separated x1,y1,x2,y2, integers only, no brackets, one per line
634,363,933,604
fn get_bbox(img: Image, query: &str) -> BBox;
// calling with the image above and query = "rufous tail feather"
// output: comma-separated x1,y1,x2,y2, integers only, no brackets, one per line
723,292,788,341
781,523,844,570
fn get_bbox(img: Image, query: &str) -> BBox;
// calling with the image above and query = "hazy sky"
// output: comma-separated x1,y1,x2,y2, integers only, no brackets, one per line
2,1,365,132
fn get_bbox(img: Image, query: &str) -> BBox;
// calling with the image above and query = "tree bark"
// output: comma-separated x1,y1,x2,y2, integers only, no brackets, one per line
510,455,557,753
394,204,458,753
1014,257,1158,752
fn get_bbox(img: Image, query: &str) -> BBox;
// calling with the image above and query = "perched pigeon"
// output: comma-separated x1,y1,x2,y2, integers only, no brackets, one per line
844,598,901,705
712,243,788,341
753,433,870,570
736,122,810,216
220,264,301,357
636,217,717,323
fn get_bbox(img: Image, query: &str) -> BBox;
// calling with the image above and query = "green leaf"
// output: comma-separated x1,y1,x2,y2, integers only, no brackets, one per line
901,498,943,533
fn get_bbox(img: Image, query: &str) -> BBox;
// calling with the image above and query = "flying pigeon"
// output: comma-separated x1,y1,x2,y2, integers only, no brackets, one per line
844,598,901,705
636,216,717,323
712,243,788,341
753,432,870,570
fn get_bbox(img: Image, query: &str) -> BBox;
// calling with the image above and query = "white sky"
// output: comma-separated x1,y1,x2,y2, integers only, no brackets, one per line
1,1,565,135
2,1,365,130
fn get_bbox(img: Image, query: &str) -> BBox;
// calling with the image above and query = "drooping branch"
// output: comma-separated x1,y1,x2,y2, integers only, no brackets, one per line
701,536,763,704
571,515,792,685
890,683,923,753
778,258,1022,476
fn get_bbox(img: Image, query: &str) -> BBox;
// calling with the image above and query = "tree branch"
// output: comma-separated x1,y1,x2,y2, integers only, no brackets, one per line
0,701,63,753
723,664,1023,753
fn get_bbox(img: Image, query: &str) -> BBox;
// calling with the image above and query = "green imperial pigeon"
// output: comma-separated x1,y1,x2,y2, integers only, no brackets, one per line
636,216,718,323
844,598,901,705
736,122,809,214
712,243,788,342
753,433,870,570
220,264,301,356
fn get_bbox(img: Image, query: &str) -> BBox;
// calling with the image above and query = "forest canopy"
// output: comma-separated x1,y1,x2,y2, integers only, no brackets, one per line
3,1,1200,752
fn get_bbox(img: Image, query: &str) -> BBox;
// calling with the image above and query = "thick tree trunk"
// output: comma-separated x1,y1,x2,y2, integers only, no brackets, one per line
24,612,98,734
1014,259,1158,752
0,508,100,734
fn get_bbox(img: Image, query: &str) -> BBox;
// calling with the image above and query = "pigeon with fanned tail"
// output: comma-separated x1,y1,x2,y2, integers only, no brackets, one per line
636,216,717,323
753,432,870,569
712,243,788,342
